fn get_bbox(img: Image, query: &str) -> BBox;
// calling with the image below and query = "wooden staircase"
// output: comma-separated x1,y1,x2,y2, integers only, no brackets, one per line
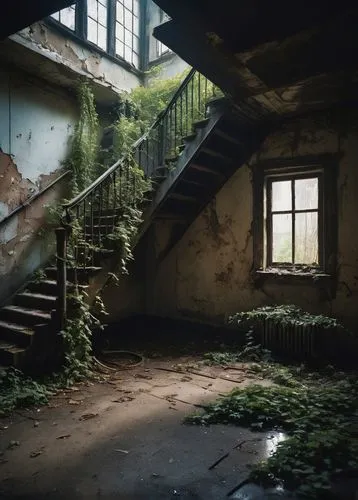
0,69,268,371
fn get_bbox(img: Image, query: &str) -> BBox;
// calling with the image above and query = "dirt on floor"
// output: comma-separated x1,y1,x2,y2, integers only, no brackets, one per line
0,331,289,500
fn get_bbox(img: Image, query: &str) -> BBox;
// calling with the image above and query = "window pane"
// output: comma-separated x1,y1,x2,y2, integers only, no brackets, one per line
116,22,124,41
272,214,292,263
98,3,107,25
51,11,60,21
271,180,292,211
98,25,107,50
132,53,140,68
116,2,124,23
295,178,318,210
87,17,97,44
116,40,125,57
133,0,139,16
88,0,97,19
133,35,139,52
61,7,76,30
124,8,132,27
125,44,132,62
133,16,139,35
124,0,132,8
295,212,318,265
124,28,131,44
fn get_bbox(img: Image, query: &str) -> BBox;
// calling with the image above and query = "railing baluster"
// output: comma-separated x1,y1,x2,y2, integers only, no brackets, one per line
60,69,221,295
90,192,94,266
82,200,86,269
185,84,189,136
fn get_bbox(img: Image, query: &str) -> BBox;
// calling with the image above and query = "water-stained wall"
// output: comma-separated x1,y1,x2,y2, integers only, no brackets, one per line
149,109,358,328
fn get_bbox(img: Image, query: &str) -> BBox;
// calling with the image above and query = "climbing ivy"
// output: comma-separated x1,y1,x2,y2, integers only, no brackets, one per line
66,80,99,194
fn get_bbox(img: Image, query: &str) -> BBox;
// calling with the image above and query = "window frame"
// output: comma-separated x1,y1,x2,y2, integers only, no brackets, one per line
48,0,144,72
265,170,323,269
252,154,338,278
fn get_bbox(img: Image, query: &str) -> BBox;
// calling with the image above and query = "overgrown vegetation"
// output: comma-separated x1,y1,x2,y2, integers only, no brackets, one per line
229,304,345,331
66,80,99,194
0,368,51,417
187,307,358,499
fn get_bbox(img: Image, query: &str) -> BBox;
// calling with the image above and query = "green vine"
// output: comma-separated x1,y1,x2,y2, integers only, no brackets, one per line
66,80,99,194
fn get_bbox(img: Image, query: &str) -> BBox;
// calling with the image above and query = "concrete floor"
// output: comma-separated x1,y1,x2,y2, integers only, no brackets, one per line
0,349,288,500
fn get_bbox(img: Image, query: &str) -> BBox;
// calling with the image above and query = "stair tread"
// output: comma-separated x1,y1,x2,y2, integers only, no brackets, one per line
0,341,25,352
2,305,51,319
45,266,102,272
17,292,57,301
0,320,34,334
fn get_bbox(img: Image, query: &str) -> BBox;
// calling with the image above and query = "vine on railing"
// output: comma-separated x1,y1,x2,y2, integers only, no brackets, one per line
56,69,222,327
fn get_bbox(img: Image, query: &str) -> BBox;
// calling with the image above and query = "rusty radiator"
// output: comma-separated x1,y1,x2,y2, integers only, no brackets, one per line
260,319,317,358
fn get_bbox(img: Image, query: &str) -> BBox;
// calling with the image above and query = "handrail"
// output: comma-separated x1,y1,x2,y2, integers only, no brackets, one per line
63,68,197,210
0,169,71,227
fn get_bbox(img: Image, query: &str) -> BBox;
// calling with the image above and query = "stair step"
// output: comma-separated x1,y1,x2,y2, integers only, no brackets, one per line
193,118,210,130
183,133,197,143
0,342,26,367
214,128,244,147
190,163,226,179
0,320,34,347
168,193,198,203
201,147,235,165
27,280,88,295
14,292,57,311
0,306,51,327
45,267,102,282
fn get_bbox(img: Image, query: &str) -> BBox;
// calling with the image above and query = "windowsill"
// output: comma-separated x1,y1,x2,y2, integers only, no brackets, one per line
254,268,332,284
44,19,143,76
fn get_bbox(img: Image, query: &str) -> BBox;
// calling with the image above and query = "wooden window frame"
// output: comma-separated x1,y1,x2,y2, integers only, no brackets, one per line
266,171,323,268
252,154,338,278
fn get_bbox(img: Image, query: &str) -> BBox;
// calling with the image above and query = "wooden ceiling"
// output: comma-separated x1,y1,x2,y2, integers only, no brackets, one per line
153,1,358,121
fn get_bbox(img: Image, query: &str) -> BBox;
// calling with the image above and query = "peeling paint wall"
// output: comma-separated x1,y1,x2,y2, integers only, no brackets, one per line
9,22,141,99
150,109,358,328
0,68,77,303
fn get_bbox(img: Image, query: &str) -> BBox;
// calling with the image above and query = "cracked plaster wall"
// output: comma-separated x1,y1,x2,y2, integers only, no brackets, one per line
149,109,358,329
11,22,141,96
0,68,76,303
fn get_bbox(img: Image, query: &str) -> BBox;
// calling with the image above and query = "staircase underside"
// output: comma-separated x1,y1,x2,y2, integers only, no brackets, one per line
139,99,267,261
153,2,358,121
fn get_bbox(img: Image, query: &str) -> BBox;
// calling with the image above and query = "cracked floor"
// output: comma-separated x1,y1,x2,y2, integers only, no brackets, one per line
0,319,290,499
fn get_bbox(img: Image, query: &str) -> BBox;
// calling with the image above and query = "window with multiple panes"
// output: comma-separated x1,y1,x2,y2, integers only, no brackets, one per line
252,157,338,276
87,0,108,51
50,0,141,69
115,0,140,68
266,174,321,267
51,4,76,31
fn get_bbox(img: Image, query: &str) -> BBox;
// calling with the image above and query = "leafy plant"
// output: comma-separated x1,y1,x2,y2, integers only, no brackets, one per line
186,363,358,498
0,368,51,416
229,305,345,331
66,80,99,195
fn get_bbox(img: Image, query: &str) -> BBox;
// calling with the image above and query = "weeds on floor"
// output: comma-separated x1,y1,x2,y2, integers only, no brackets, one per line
204,329,271,365
186,359,358,498
0,368,52,417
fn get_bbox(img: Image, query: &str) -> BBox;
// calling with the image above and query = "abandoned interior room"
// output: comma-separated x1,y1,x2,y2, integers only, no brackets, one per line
0,1,358,499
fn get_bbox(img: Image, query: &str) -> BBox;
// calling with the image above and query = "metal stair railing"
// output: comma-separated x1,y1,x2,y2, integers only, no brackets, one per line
56,68,222,327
